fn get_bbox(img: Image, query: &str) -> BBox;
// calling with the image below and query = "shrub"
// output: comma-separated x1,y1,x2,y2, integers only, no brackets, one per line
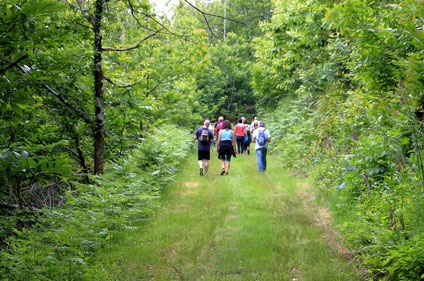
0,126,193,280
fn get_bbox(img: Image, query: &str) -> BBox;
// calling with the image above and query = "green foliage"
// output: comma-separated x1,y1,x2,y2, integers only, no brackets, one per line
255,0,424,279
197,33,257,121
0,0,209,207
7,0,424,279
0,146,72,207
0,126,193,280
174,0,273,122
0,1,273,278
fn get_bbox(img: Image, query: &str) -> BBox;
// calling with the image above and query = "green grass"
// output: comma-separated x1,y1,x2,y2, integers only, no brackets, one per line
89,151,364,281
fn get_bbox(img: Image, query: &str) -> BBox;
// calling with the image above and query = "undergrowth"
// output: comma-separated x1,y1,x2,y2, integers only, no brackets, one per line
265,95,424,281
0,126,193,280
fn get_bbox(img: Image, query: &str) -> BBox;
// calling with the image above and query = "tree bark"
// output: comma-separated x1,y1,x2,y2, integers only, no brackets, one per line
223,0,227,40
74,133,90,184
227,78,235,112
93,0,105,174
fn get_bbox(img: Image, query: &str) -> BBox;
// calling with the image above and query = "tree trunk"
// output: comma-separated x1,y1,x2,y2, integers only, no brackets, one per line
93,0,105,174
227,78,235,112
74,133,90,184
223,0,227,40
14,176,23,209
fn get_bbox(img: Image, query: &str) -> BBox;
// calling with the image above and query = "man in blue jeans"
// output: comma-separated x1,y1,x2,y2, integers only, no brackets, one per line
252,121,271,172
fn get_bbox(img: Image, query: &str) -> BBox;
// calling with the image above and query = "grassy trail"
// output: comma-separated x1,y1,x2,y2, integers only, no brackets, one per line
96,151,363,281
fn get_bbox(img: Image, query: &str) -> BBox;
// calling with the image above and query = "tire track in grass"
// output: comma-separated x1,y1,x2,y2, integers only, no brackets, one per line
93,151,364,281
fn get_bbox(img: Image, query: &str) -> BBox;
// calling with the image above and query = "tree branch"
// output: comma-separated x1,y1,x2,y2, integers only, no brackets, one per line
145,81,162,97
75,21,93,30
126,0,154,32
243,11,275,24
101,27,164,52
104,75,145,88
145,73,188,97
0,202,20,210
64,146,80,159
43,85,94,127
16,63,94,129
183,0,250,26
127,0,191,42
202,12,221,42
304,48,324,70
61,0,93,24
182,0,253,42
0,55,28,75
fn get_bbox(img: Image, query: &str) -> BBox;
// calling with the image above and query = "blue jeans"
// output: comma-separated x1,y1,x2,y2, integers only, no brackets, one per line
256,148,267,172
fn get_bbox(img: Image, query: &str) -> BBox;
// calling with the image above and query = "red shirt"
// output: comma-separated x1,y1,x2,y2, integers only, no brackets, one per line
235,124,246,137
215,122,222,134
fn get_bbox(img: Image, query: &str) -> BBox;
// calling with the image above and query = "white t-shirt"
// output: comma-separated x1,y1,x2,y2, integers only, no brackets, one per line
251,121,259,132
252,127,271,150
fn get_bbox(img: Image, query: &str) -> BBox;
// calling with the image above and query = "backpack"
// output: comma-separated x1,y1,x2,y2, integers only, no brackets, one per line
257,129,267,146
199,128,210,144
246,125,251,136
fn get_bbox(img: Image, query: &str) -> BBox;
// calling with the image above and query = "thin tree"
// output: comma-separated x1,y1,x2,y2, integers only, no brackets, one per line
62,0,164,174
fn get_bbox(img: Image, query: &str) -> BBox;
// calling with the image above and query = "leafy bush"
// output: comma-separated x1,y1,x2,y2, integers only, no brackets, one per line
0,126,193,280
255,0,424,279
0,143,73,207
265,94,424,280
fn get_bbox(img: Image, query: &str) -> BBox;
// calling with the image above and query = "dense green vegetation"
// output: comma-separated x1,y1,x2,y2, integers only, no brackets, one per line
1,0,423,280
253,0,424,280
0,126,192,279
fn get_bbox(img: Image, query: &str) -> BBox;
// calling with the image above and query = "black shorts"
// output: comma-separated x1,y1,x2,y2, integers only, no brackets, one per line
198,150,210,160
218,141,233,162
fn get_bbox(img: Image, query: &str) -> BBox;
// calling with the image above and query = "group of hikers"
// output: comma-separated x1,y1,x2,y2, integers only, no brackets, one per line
194,116,271,176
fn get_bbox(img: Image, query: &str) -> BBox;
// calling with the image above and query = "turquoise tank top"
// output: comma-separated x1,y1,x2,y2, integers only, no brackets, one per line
221,129,232,141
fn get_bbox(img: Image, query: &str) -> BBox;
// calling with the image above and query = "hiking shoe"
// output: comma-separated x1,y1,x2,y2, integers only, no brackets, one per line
200,168,204,176
220,169,225,176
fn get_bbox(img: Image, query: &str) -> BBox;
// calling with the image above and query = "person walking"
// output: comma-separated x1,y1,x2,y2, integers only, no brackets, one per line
216,120,237,175
208,120,215,151
251,117,259,133
215,116,224,135
242,117,251,155
252,121,271,172
235,118,246,154
215,116,224,129
194,120,214,176
214,116,224,146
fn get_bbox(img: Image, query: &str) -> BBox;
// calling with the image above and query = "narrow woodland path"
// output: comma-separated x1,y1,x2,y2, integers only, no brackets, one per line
96,151,363,281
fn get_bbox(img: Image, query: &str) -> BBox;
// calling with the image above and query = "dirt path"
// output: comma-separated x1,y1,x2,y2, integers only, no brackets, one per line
95,151,363,280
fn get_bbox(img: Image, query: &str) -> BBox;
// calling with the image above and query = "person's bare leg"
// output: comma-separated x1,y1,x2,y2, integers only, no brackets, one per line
220,160,225,175
204,160,209,175
198,160,204,176
225,161,230,173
